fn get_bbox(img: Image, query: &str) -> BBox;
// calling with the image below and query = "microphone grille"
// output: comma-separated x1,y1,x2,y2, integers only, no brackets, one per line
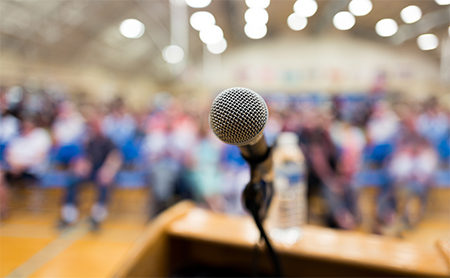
209,87,268,146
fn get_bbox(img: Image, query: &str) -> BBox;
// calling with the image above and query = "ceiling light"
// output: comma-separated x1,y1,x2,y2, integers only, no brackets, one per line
348,0,372,16
245,0,270,9
163,45,184,64
287,13,308,31
199,25,224,44
435,0,450,5
417,34,439,50
185,0,211,8
293,0,318,18
333,11,356,30
245,8,269,26
207,38,227,54
401,5,422,24
120,19,145,39
190,11,215,31
375,18,398,37
244,24,267,39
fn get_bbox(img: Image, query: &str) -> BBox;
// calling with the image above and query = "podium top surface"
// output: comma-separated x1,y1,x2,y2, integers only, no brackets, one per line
167,207,449,277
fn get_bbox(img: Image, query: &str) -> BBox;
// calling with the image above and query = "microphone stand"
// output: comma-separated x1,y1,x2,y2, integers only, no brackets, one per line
242,149,283,277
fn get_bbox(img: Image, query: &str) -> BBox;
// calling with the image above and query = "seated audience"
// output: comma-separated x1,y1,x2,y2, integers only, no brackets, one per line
298,108,359,230
416,97,449,156
187,122,225,212
377,108,438,234
142,105,195,218
1,82,448,237
59,110,122,231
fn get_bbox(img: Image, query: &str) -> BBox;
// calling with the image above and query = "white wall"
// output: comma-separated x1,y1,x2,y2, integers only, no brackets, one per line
0,50,159,109
204,32,447,99
1,32,447,105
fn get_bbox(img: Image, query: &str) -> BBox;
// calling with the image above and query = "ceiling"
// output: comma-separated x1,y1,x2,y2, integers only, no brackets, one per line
0,0,449,80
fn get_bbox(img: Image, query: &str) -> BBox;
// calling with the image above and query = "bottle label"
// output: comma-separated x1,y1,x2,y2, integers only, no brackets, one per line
277,161,304,187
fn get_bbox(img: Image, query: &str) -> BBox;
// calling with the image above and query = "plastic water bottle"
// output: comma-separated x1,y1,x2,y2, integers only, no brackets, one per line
267,132,306,245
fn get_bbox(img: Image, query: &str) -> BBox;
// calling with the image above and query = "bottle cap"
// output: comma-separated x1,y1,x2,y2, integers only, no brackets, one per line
277,132,298,146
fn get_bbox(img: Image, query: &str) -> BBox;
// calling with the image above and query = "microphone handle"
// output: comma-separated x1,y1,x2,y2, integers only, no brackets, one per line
239,137,273,185
239,136,270,165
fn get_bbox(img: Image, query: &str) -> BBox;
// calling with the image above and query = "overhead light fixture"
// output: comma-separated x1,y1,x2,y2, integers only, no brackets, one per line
293,0,318,18
245,0,270,9
245,8,269,26
119,19,145,39
401,5,422,24
190,11,215,31
244,24,267,39
163,45,185,64
375,18,398,37
333,11,356,30
199,25,224,44
348,0,372,16
417,34,439,50
185,0,211,8
435,0,450,5
207,38,227,54
287,13,308,31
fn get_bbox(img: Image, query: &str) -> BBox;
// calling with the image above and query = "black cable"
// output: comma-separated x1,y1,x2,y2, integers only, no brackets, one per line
251,237,262,277
249,204,283,277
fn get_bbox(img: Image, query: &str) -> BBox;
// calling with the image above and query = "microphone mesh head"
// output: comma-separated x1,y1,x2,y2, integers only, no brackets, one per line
209,87,268,146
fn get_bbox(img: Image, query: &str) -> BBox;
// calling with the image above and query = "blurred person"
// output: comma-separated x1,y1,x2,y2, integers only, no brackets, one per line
282,108,301,133
264,105,283,146
59,111,122,231
365,100,400,165
416,97,449,156
330,118,366,225
387,137,438,230
102,98,137,154
142,100,197,218
51,101,85,166
186,122,225,212
0,104,19,163
377,108,438,234
0,100,19,220
298,107,358,230
3,116,52,217
220,144,249,215
5,115,52,183
330,112,367,186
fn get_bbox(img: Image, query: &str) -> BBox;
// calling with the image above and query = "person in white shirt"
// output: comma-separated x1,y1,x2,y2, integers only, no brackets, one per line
0,112,19,147
2,116,51,219
0,100,19,219
102,99,136,149
366,101,399,145
51,101,85,165
5,116,52,180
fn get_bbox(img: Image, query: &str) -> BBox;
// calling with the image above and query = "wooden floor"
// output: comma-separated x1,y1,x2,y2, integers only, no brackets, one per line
1,187,149,278
1,187,449,278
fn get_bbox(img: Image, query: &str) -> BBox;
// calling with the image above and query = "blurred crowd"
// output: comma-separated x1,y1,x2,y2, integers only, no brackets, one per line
0,86,449,235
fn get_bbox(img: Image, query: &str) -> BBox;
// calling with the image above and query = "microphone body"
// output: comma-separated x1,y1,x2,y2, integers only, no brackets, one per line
209,87,273,220
209,88,283,277
209,87,270,162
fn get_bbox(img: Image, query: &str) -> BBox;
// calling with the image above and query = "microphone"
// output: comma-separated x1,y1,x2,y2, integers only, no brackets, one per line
209,87,273,219
209,87,282,277
209,87,270,165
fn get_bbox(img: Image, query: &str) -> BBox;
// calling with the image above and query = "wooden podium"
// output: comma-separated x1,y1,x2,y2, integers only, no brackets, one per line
114,201,449,277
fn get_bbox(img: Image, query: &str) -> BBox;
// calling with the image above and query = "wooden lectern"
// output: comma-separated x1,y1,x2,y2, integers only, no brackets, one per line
114,201,449,277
